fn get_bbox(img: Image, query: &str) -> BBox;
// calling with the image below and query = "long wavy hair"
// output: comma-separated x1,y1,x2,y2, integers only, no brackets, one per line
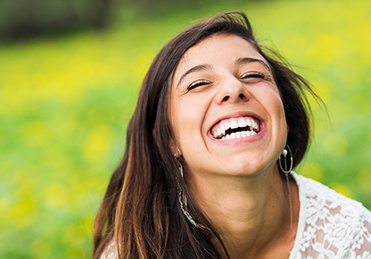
93,11,318,259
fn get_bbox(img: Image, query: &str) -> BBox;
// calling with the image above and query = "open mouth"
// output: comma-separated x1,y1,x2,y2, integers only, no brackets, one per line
211,116,261,140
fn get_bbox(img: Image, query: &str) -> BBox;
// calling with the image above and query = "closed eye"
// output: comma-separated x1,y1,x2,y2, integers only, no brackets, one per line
241,71,267,80
187,79,211,91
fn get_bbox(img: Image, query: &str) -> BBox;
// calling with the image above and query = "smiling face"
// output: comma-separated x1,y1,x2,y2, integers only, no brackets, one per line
170,34,288,178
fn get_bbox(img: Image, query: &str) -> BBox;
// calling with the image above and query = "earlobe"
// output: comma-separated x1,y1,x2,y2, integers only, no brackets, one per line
171,144,182,158
169,138,182,157
154,127,182,157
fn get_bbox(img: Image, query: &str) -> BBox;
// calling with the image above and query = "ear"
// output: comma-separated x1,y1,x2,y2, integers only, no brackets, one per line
153,128,182,157
169,136,181,157
170,141,181,158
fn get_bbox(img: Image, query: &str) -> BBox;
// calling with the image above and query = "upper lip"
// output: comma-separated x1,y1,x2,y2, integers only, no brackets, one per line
209,110,264,138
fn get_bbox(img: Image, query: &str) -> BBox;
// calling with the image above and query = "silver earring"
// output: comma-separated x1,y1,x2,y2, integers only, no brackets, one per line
279,145,293,175
175,159,210,231
278,145,294,229
177,158,184,178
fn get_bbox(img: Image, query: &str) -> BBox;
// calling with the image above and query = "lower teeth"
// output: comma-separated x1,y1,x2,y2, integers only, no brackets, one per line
222,130,256,140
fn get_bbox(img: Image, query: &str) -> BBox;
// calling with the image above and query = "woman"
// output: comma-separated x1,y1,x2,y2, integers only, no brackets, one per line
93,11,371,258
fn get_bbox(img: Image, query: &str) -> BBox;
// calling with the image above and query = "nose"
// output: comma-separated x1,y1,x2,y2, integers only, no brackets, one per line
215,77,250,105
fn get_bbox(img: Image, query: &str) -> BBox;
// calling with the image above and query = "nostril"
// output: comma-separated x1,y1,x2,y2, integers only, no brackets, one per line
222,96,230,102
219,88,250,104
239,93,246,100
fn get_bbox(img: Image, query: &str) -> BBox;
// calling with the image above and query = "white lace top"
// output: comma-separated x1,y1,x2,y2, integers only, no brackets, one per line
289,173,371,259
100,174,371,259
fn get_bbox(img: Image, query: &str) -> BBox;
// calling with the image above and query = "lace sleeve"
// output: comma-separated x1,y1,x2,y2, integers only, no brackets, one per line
291,174,371,259
348,206,371,259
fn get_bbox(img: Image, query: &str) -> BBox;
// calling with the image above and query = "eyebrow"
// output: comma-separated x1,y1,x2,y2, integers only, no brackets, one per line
177,64,212,87
236,57,272,72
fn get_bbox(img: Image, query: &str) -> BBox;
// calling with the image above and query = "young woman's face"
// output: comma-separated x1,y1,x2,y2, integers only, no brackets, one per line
170,34,287,178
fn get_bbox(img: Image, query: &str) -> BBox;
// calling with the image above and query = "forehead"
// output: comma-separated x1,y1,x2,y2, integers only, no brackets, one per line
174,34,266,77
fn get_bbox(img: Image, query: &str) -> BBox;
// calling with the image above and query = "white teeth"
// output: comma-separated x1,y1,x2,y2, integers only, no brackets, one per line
222,130,252,140
246,117,253,128
238,117,247,128
230,119,238,129
217,128,222,137
223,121,230,132
212,116,260,140
252,120,258,131
220,123,225,132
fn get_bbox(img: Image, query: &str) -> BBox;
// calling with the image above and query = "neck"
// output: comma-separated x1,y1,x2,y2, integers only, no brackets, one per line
188,165,297,258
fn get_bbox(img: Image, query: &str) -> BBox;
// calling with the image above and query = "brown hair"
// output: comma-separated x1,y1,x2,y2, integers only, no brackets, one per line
93,11,318,258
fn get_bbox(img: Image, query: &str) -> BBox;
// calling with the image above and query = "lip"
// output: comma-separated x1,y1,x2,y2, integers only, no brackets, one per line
208,110,266,143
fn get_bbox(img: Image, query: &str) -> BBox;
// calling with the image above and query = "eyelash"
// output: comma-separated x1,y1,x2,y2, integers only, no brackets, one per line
186,71,270,91
187,79,211,91
241,71,268,80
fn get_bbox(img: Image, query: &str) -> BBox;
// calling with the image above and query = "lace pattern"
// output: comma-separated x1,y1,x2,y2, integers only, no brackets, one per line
290,173,371,259
100,240,117,259
99,174,371,259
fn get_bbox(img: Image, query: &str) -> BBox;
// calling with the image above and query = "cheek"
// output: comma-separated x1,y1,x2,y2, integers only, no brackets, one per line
175,104,200,136
171,96,209,151
256,86,285,113
276,101,288,133
277,97,288,131
276,100,289,144
258,87,287,134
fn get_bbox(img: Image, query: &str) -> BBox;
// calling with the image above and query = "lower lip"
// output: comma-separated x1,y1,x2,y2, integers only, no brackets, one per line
208,124,266,145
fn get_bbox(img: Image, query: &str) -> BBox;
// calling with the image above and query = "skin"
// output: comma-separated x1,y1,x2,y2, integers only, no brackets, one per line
170,34,299,258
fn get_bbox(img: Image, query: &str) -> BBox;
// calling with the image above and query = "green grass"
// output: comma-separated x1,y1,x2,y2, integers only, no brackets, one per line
1,0,370,258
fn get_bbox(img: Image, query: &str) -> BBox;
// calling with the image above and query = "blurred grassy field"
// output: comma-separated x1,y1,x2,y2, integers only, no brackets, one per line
1,0,370,258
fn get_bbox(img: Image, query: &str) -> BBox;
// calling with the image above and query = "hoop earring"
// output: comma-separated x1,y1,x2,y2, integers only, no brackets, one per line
278,145,294,229
175,159,210,231
278,145,293,174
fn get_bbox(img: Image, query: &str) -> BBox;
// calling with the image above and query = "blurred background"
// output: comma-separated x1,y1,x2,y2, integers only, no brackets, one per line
0,0,370,258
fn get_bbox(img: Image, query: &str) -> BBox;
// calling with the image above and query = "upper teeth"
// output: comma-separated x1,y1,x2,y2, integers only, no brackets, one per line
212,116,260,140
